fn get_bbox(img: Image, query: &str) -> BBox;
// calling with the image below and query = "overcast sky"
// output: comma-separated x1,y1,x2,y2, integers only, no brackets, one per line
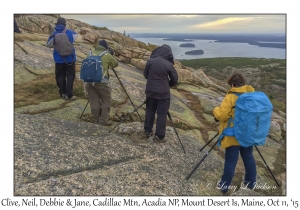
62,14,286,34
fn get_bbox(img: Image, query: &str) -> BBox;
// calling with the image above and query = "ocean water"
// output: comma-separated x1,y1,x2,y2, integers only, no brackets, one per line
135,38,286,60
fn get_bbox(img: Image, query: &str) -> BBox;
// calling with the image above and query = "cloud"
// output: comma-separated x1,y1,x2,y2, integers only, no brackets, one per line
169,15,200,18
193,17,254,29
62,14,285,33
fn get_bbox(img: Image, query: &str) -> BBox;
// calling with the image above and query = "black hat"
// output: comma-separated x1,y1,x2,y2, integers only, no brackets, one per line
99,40,108,50
56,18,66,26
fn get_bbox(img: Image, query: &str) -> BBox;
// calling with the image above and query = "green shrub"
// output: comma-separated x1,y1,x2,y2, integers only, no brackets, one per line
91,26,108,30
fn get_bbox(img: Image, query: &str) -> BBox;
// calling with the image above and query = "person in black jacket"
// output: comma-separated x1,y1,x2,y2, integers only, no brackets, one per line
143,44,178,143
14,20,22,33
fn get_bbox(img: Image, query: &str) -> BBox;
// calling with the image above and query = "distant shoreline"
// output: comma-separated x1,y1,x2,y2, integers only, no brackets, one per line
133,37,285,60
215,40,286,49
132,33,286,50
163,38,193,42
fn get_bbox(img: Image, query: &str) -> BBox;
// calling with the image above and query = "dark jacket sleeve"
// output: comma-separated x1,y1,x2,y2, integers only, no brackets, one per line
143,61,150,79
168,65,178,87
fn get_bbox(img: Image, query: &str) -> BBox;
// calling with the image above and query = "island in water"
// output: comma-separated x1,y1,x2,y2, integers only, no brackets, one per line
163,38,193,42
131,33,286,49
179,43,195,47
185,50,204,55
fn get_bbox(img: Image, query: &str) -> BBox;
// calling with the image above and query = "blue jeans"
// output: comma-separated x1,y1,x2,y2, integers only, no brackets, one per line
219,146,256,192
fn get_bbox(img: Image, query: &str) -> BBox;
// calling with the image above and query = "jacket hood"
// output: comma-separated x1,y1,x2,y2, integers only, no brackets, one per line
150,44,174,64
95,45,106,51
227,85,255,94
54,25,66,32
91,45,107,55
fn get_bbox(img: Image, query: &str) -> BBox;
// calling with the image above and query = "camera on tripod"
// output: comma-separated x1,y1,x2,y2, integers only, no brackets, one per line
108,47,115,56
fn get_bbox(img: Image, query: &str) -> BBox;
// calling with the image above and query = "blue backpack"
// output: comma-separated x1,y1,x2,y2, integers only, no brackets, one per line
218,91,273,147
80,51,108,83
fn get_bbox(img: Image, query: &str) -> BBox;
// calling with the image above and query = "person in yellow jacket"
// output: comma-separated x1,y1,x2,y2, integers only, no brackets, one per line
213,73,256,194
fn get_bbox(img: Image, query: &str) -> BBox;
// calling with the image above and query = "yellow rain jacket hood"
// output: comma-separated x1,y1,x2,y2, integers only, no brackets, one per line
213,85,255,148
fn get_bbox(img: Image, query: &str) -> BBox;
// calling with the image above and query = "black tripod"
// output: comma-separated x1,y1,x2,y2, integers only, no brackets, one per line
254,146,280,187
167,112,185,153
186,132,219,180
79,67,142,122
80,100,90,119
109,100,185,153
111,68,143,122
186,134,281,187
109,100,146,133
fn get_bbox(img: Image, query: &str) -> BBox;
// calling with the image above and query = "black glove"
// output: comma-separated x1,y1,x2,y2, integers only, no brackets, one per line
214,117,219,122
169,80,177,87
108,48,115,56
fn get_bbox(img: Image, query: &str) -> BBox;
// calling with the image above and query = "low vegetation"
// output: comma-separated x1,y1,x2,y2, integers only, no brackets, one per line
179,57,286,112
14,33,48,42
136,41,158,52
14,71,84,108
91,25,108,31
179,57,286,70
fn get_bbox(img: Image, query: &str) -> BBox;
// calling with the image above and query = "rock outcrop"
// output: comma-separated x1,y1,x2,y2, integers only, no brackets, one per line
13,14,286,196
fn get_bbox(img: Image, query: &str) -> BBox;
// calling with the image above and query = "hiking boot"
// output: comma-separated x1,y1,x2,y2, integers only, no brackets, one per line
145,131,153,138
65,95,77,100
217,181,228,194
61,94,66,99
153,136,166,143
99,120,113,126
241,181,254,190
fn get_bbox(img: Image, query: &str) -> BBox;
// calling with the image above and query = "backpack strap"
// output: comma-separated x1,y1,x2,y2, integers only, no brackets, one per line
231,92,242,108
99,51,107,57
218,92,243,146
226,92,242,128
99,51,109,79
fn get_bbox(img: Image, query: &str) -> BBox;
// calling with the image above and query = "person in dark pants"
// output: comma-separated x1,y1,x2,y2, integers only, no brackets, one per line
47,17,78,100
213,73,257,194
14,20,22,33
143,44,178,143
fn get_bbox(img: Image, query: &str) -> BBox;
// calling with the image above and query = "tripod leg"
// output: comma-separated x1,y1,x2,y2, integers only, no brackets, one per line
255,146,281,187
109,101,146,133
80,100,89,119
186,139,218,180
167,112,185,153
200,132,219,152
112,68,143,122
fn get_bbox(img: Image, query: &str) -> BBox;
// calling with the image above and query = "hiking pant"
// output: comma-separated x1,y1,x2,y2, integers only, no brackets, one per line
87,83,112,124
220,146,256,192
144,97,170,139
55,62,75,98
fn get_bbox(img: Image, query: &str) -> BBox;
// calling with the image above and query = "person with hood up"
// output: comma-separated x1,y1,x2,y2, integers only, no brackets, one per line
213,73,257,194
47,17,78,100
86,40,118,126
143,44,178,143
14,20,22,33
